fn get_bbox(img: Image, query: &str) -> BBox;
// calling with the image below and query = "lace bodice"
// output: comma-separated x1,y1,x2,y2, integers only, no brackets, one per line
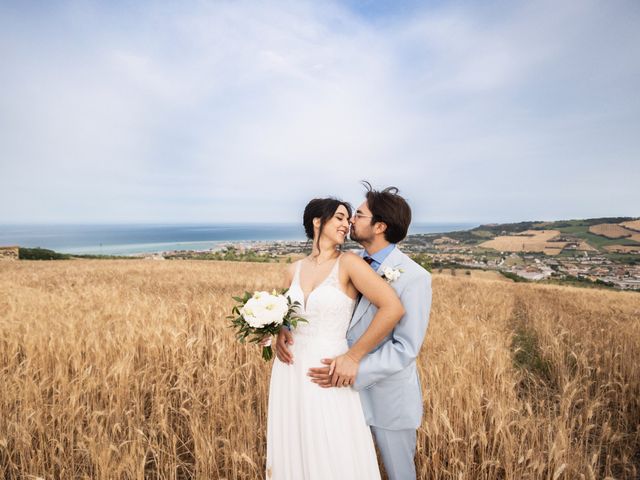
287,255,357,342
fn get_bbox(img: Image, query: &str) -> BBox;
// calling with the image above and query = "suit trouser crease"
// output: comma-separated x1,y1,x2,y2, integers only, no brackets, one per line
371,426,416,480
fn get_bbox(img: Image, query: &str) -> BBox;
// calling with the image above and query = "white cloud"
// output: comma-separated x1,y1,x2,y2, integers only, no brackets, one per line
0,0,638,224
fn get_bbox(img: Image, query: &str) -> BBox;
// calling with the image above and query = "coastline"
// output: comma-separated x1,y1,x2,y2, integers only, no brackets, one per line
0,222,479,256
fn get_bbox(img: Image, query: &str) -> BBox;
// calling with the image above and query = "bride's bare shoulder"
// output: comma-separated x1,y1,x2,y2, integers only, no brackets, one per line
340,251,365,266
284,260,299,285
287,260,300,273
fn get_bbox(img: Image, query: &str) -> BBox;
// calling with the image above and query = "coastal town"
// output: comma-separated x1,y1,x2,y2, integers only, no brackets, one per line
156,217,640,291
404,237,640,291
3,217,639,292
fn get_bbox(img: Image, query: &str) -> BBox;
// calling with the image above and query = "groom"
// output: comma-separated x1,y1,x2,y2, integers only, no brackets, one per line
277,182,433,480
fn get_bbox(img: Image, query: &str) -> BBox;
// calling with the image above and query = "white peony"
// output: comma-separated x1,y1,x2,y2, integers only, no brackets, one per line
240,291,289,328
382,267,402,283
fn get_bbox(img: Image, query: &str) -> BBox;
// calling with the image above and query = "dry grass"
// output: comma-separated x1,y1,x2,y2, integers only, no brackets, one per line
576,241,598,252
603,245,640,253
588,224,633,239
620,220,640,232
479,230,567,255
1,260,639,479
436,269,511,282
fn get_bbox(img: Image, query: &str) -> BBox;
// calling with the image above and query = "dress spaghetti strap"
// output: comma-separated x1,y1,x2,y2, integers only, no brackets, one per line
292,260,303,285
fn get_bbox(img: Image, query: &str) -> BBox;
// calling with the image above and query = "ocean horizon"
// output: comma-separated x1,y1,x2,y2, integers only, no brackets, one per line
0,222,480,256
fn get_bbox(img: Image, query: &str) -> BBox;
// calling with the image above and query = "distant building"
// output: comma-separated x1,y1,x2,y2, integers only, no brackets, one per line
0,246,19,261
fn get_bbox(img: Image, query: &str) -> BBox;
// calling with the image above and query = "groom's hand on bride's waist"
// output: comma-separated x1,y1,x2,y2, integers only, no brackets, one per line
330,354,359,387
308,356,358,389
308,354,358,388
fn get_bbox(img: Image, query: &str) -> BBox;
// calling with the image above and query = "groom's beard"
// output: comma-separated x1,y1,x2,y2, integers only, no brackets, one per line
349,226,371,246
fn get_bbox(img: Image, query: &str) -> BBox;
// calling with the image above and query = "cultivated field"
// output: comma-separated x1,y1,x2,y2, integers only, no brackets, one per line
588,224,634,239
1,260,639,479
620,220,640,232
603,245,640,254
479,230,568,255
576,241,598,251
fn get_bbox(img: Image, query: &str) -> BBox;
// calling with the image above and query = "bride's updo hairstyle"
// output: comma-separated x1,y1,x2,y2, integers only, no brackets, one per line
303,198,352,253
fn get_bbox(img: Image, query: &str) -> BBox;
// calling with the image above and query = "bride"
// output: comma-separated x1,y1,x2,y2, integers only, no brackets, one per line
266,197,405,480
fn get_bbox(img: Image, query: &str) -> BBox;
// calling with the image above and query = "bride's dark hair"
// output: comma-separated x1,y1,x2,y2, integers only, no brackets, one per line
303,198,352,254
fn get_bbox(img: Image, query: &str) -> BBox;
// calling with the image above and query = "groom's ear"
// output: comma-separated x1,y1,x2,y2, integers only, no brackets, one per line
374,222,387,235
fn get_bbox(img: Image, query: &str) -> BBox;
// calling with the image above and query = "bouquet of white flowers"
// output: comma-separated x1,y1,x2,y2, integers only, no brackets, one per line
228,289,307,360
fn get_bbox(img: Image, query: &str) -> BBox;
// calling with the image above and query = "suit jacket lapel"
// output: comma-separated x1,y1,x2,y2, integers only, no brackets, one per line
350,293,371,328
376,246,403,276
349,246,403,330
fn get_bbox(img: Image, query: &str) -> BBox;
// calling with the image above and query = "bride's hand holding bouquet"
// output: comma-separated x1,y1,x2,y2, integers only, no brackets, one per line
228,289,306,361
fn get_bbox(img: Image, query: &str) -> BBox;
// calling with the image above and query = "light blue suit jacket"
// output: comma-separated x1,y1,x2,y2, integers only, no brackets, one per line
347,246,432,430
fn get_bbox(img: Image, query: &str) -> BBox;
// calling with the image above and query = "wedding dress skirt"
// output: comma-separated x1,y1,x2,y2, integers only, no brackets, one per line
266,256,381,480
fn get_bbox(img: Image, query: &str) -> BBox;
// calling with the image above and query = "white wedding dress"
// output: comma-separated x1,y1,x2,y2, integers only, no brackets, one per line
266,255,381,480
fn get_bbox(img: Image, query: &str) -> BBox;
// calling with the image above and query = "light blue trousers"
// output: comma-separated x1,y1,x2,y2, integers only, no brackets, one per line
371,426,417,480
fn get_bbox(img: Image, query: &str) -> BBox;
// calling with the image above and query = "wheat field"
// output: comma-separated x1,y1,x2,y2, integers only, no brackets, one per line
588,225,634,239
0,260,638,479
620,220,640,233
478,230,568,255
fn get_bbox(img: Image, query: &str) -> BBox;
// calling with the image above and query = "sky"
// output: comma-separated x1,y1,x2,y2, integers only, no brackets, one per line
0,0,638,224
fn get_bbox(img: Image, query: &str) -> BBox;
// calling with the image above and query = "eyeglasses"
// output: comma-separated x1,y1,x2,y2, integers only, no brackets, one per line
352,213,373,220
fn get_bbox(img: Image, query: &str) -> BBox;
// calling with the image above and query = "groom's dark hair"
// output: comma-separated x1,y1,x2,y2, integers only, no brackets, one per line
362,181,411,243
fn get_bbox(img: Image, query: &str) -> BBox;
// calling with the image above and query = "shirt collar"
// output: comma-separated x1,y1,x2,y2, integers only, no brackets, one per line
365,243,396,265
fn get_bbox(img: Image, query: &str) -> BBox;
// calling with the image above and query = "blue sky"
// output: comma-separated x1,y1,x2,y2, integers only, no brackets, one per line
0,0,638,224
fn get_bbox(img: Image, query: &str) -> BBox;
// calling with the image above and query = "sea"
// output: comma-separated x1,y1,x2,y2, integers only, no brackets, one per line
0,223,479,256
